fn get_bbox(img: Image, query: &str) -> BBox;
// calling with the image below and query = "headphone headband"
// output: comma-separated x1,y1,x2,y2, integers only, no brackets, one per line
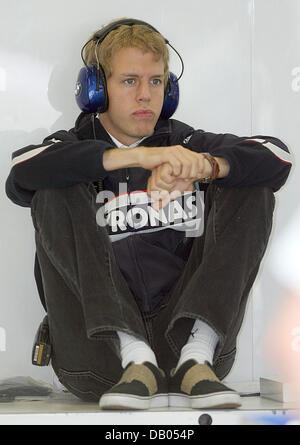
92,18,169,45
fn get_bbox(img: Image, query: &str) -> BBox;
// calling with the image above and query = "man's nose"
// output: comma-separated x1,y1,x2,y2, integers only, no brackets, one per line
136,81,151,102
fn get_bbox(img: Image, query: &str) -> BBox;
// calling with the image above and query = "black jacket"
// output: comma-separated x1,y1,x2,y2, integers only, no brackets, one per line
5,113,292,311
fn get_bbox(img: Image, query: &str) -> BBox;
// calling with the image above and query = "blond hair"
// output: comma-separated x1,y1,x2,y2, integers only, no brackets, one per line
84,22,170,88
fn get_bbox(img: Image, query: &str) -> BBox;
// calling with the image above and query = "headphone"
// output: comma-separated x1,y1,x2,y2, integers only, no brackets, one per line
75,18,184,120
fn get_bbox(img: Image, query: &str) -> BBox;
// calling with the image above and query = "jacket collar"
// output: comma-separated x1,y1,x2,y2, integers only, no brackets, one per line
74,112,172,145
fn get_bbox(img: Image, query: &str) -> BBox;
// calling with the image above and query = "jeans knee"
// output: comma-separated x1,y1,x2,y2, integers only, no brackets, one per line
31,183,93,229
257,186,275,216
32,183,90,207
213,184,275,216
206,185,275,249
243,187,275,233
31,187,67,218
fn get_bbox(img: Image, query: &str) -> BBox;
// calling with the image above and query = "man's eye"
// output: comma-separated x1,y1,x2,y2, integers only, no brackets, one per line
151,79,162,86
124,79,135,85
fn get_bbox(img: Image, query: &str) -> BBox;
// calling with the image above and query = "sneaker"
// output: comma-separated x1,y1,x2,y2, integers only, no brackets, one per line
168,359,241,409
99,361,168,410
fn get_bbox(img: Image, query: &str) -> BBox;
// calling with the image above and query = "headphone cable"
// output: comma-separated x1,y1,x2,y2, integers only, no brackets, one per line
167,42,184,82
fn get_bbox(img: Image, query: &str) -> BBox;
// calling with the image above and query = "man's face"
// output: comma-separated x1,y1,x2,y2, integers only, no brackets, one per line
99,46,165,146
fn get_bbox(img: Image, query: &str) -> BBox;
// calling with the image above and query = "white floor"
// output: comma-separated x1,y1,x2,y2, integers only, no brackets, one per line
0,382,299,425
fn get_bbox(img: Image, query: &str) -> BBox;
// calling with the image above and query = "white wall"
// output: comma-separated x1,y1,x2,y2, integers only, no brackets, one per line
0,0,298,384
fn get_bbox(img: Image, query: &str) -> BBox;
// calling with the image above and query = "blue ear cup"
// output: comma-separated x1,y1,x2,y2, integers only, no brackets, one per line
160,72,179,120
75,64,108,114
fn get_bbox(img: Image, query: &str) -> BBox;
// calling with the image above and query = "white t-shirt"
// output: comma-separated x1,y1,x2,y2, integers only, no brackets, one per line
107,132,148,149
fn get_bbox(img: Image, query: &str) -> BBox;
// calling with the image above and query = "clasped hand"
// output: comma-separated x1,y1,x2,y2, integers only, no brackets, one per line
147,163,195,209
141,145,212,209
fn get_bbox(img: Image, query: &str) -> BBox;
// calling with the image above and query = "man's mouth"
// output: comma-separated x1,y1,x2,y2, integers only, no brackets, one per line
132,110,154,119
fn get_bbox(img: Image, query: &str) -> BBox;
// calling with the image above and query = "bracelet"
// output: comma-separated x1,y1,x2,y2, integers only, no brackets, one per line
198,153,220,183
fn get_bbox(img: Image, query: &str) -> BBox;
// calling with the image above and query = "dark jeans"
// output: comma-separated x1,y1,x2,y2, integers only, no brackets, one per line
30,182,275,402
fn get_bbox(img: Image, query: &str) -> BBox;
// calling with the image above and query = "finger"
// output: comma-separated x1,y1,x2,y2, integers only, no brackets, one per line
171,149,190,179
160,163,175,184
177,149,206,180
153,166,176,191
185,152,201,179
152,190,171,210
150,168,165,192
147,174,154,196
197,154,207,177
154,186,184,210
189,155,200,179
169,189,182,201
160,188,183,209
174,149,199,179
161,147,183,177
153,193,171,210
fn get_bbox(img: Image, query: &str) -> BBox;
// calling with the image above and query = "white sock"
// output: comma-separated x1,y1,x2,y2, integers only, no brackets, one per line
117,331,158,369
175,319,219,372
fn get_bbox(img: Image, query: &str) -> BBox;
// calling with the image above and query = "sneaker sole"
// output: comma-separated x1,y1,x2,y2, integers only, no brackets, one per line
169,391,242,409
99,393,169,410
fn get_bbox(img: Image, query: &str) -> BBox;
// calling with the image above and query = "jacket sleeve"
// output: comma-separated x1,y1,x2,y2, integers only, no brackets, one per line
183,129,292,192
5,129,113,207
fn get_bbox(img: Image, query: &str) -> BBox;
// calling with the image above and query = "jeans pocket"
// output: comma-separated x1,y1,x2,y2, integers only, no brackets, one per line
57,368,116,402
